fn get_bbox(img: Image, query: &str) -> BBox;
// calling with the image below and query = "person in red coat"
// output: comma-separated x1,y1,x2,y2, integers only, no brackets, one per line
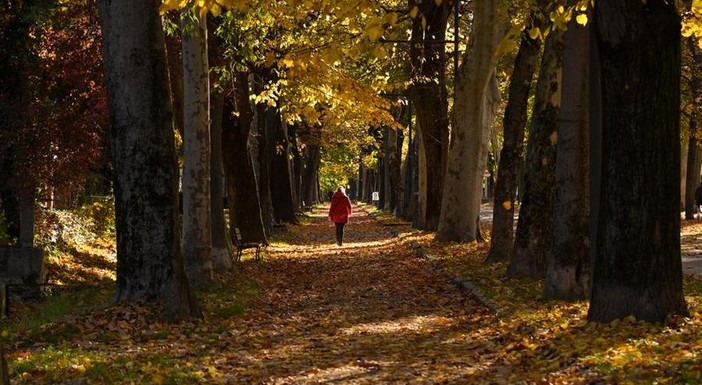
328,186,352,246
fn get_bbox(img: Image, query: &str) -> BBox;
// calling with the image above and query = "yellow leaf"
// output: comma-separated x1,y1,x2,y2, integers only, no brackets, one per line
528,27,540,40
502,201,512,210
366,25,384,42
558,5,565,13
281,57,294,68
372,46,387,60
576,13,588,26
435,0,442,5
152,373,165,385
388,12,399,26
409,6,419,19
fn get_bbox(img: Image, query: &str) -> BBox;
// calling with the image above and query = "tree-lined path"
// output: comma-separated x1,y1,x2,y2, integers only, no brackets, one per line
233,205,491,383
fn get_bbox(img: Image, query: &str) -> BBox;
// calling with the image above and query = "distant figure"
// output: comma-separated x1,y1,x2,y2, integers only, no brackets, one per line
696,181,702,215
328,186,352,246
326,191,333,201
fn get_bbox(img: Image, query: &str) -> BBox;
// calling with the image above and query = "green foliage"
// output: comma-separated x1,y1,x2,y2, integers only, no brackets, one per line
77,199,116,238
319,144,359,194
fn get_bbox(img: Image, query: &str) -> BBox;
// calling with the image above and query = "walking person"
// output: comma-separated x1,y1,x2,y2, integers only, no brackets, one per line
328,186,352,246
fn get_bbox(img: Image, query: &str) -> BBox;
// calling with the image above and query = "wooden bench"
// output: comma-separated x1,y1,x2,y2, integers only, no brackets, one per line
232,228,262,263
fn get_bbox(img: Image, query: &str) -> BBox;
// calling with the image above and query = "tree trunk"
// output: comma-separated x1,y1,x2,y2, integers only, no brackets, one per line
684,39,702,220
165,25,184,137
486,20,542,263
222,73,267,244
181,12,212,283
268,106,298,223
403,127,419,222
289,123,303,211
18,188,34,247
302,144,321,206
544,7,591,301
209,90,232,269
383,126,403,213
97,0,199,319
357,156,365,202
254,73,274,237
587,0,688,322
436,0,507,243
409,0,450,230
508,28,563,279
377,157,386,208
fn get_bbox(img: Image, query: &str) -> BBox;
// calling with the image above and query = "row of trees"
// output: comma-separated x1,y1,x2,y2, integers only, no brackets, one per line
2,0,702,323
354,0,701,323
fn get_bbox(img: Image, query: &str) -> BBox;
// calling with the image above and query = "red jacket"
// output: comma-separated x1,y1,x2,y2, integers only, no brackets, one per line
329,191,352,223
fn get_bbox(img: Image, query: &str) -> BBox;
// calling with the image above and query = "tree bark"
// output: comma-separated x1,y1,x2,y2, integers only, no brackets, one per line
209,90,232,269
684,39,702,220
98,0,199,319
436,0,507,242
289,123,303,211
254,73,274,237
587,0,688,322
409,0,450,230
18,187,34,248
544,7,591,300
486,20,542,263
222,72,267,244
181,12,212,283
268,105,298,223
508,28,563,279
302,144,322,206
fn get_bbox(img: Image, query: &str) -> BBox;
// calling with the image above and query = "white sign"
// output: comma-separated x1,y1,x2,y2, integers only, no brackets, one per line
372,191,380,201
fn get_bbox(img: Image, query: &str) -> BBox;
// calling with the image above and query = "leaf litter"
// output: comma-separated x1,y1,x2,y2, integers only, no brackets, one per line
3,206,702,384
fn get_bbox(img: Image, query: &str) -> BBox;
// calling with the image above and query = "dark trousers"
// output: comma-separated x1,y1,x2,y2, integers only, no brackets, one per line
334,222,345,245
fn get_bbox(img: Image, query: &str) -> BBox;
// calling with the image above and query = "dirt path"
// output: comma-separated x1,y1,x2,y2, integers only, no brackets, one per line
229,206,491,384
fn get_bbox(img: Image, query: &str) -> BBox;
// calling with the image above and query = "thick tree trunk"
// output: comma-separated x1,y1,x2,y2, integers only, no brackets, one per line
684,40,702,220
165,27,184,137
98,0,198,319
508,28,563,279
268,107,298,223
18,188,34,247
486,22,541,263
377,157,386,208
588,0,688,322
254,74,274,237
222,73,267,244
436,0,507,243
383,126,403,213
409,0,449,230
289,124,303,211
181,12,212,283
544,8,591,301
403,129,419,222
302,144,321,206
209,91,232,269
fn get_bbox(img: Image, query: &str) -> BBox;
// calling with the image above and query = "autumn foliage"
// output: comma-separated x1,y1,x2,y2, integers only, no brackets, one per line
3,205,702,384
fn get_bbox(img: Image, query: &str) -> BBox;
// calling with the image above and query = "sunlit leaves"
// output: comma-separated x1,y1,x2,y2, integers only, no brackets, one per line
575,13,587,26
683,0,702,48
